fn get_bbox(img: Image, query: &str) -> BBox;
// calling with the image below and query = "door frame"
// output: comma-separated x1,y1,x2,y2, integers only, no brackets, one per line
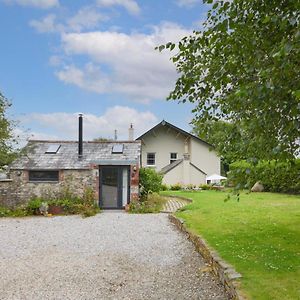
99,165,130,209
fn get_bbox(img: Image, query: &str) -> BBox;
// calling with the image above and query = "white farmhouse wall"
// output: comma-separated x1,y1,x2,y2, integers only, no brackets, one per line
162,163,183,185
141,126,186,171
189,165,206,185
163,163,207,186
190,139,220,177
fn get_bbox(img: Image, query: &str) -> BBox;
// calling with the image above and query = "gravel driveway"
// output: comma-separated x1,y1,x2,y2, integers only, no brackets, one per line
0,213,228,300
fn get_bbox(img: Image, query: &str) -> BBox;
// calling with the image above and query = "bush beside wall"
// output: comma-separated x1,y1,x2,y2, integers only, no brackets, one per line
129,193,166,213
228,159,300,194
139,167,163,199
0,186,100,218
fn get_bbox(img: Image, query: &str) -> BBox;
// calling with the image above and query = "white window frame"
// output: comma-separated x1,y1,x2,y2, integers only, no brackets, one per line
170,152,177,164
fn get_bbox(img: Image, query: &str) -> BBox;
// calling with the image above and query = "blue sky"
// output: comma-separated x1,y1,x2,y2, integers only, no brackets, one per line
0,0,209,142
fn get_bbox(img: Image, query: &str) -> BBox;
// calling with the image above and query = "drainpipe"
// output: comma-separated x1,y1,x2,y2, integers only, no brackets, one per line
183,140,190,185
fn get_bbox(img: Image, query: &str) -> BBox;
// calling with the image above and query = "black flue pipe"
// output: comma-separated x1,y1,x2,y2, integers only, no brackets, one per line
78,114,83,157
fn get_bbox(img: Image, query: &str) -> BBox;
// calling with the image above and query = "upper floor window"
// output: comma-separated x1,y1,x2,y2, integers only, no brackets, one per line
29,170,59,182
147,153,156,166
170,153,177,164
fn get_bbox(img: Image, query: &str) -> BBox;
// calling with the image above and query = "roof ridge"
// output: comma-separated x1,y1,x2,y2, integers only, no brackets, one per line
189,162,207,175
28,140,141,144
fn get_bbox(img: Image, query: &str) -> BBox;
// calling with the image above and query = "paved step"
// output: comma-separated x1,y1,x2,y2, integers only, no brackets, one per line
161,197,190,213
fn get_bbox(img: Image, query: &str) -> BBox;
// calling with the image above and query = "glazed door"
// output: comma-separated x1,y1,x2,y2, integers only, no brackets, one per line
99,166,129,208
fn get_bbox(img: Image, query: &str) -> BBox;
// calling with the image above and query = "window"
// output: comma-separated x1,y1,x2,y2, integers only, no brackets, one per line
147,153,155,166
112,144,124,154
170,153,177,164
29,171,59,182
45,144,61,154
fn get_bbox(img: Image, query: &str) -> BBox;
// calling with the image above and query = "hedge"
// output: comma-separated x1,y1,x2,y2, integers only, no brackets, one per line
228,159,300,194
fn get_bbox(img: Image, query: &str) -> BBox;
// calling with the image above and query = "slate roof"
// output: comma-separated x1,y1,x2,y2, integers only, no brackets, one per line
9,140,141,170
160,159,207,175
160,159,183,174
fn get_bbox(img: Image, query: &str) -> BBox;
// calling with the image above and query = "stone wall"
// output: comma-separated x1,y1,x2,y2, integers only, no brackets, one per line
0,164,139,208
169,214,246,300
0,179,18,207
0,169,95,208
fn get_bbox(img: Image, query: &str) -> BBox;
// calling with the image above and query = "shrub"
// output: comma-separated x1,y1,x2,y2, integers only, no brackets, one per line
129,193,166,213
186,184,196,190
199,184,211,190
0,185,99,218
0,206,11,217
228,159,300,193
161,184,169,191
26,186,100,217
82,205,100,218
82,187,96,206
139,167,163,198
170,183,183,190
27,198,43,214
0,205,29,217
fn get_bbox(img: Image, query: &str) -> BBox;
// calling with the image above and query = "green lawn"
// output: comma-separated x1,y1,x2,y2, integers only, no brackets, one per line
161,190,300,300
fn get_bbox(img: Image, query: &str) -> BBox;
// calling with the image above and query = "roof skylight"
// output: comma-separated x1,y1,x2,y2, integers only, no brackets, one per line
112,144,124,154
45,144,61,154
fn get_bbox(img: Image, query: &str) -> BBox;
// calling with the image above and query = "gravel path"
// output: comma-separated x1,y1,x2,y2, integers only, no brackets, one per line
0,213,228,300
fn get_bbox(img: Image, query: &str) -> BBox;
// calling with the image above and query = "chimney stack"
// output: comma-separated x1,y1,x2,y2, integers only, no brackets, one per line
114,129,118,141
78,114,83,158
128,123,134,141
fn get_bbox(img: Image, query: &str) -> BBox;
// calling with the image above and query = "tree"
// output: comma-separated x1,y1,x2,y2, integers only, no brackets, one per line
192,120,244,170
160,0,300,160
0,92,18,167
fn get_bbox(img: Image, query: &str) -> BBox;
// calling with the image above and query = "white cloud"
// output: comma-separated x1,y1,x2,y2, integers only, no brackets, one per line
30,7,108,34
12,127,59,148
20,106,158,141
29,14,62,33
176,0,201,8
57,22,191,102
56,63,110,94
67,6,109,32
49,55,62,66
97,0,140,15
3,0,59,9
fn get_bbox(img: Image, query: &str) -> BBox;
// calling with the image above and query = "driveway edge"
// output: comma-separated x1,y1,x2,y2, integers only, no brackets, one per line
169,214,247,300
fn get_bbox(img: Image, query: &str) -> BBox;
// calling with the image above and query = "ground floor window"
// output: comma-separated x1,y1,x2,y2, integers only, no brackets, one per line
29,170,59,182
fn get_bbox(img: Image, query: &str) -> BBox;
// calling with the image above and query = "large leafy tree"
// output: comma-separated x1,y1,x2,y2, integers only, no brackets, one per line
0,92,18,167
161,0,300,160
192,120,244,163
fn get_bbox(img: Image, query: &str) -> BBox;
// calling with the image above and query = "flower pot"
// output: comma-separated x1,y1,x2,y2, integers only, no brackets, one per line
48,205,64,215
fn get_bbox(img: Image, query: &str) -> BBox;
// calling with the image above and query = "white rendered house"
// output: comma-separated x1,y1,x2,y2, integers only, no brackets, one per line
136,120,221,186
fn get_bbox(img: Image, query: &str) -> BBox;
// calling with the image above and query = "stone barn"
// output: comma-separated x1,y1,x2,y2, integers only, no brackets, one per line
0,115,140,209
